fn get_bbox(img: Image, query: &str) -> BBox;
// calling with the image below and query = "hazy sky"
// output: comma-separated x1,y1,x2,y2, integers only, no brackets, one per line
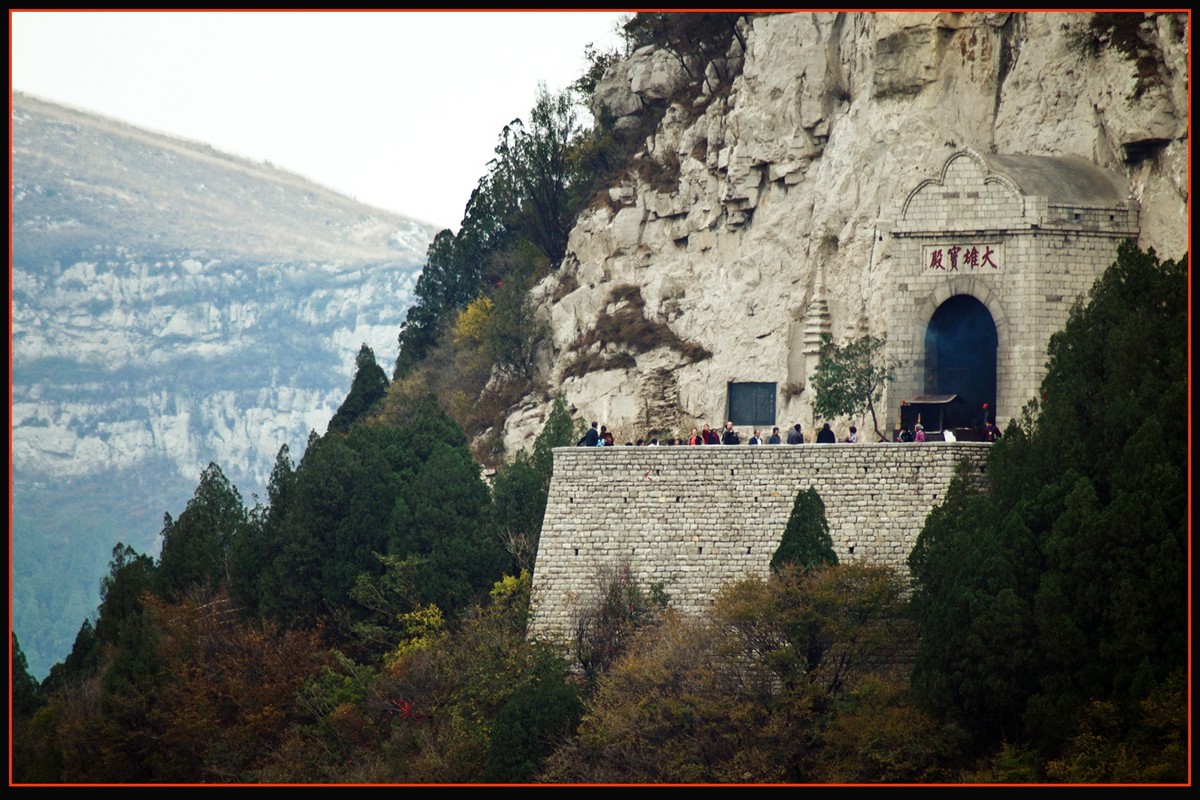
10,9,630,231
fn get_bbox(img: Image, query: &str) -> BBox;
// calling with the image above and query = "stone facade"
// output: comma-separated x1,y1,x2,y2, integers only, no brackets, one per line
884,148,1139,432
528,442,990,643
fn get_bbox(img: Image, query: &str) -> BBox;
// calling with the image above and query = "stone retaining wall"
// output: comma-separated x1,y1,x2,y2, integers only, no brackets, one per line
528,442,990,641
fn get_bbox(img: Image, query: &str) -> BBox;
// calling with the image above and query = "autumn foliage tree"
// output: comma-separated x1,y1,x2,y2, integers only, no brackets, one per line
573,562,668,686
129,589,332,781
545,562,914,782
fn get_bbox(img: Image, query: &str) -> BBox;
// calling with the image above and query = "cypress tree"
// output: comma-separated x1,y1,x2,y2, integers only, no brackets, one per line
908,242,1187,762
155,463,248,598
771,487,837,572
328,344,389,433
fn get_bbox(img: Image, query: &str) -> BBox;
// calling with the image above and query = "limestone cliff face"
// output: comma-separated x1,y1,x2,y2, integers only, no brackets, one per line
503,11,1188,450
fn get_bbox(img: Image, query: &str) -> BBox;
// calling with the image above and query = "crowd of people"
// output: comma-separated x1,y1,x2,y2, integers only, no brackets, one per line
576,419,921,443
578,420,795,447
576,407,1003,448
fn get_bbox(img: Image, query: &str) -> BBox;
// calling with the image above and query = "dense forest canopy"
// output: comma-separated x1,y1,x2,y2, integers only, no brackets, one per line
907,241,1188,775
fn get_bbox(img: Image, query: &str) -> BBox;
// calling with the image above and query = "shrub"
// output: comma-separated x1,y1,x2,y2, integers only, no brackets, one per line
562,285,711,380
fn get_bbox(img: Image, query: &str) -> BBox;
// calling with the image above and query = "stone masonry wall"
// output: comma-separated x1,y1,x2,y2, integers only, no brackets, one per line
528,442,990,642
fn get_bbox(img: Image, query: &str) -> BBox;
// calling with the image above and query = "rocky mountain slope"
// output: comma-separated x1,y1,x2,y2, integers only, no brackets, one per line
502,11,1188,450
11,92,439,677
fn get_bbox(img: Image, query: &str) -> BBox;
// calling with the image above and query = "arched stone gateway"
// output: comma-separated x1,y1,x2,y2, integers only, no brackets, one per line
884,148,1137,434
925,294,997,425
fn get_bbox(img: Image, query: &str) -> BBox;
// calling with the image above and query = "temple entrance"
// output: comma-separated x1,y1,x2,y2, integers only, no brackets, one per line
924,295,997,426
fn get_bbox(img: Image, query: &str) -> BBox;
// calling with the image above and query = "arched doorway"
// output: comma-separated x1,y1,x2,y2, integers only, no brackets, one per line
924,294,997,427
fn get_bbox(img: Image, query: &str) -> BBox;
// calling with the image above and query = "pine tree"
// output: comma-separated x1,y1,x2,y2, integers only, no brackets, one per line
227,445,294,615
531,394,582,490
12,632,41,717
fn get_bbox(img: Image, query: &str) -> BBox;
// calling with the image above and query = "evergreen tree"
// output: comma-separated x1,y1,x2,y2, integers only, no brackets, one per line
92,544,163,704
530,394,583,488
395,296,445,378
11,632,48,782
394,87,587,380
771,486,838,573
491,454,544,575
93,543,157,652
228,444,293,615
266,442,296,508
397,392,472,456
907,242,1187,764
906,460,1039,746
257,393,506,629
484,657,583,782
156,463,249,598
39,618,100,697
492,85,585,266
327,344,389,433
256,426,398,627
389,437,508,614
395,228,476,378
493,395,584,573
12,632,41,717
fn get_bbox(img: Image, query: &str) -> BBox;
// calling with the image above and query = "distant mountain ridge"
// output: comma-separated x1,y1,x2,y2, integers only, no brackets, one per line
11,91,440,678
13,91,437,263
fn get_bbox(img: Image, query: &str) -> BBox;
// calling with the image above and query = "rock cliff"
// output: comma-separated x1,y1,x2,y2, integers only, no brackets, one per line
503,11,1188,450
